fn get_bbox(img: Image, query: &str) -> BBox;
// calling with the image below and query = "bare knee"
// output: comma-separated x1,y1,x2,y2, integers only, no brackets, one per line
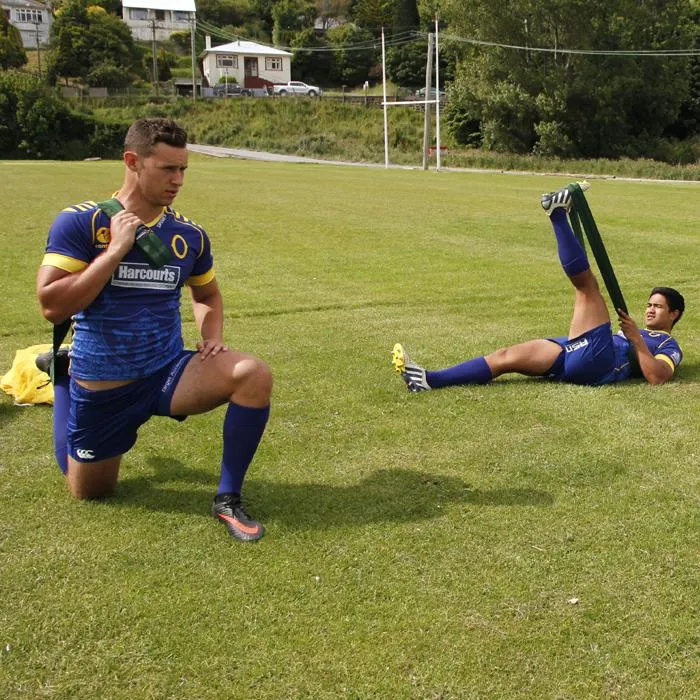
68,478,116,500
66,458,120,500
485,340,562,377
232,356,273,406
484,347,511,376
571,269,600,294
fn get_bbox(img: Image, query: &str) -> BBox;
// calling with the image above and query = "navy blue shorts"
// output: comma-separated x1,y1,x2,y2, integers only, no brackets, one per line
67,350,195,463
545,322,615,386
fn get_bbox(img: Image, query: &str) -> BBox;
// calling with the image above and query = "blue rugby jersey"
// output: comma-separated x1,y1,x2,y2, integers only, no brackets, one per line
611,329,683,382
42,200,215,380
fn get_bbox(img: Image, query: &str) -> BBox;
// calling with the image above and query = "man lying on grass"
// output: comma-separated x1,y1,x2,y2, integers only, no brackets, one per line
392,184,684,391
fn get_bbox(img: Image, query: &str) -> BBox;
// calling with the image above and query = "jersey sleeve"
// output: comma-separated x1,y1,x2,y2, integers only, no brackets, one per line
654,336,683,373
187,227,215,287
41,208,97,273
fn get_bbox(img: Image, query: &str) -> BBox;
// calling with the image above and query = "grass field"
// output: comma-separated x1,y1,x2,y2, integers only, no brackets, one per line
0,158,698,699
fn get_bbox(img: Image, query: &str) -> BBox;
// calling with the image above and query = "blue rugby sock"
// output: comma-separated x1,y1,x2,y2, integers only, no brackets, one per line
53,374,69,475
551,208,589,277
426,356,493,388
217,402,269,495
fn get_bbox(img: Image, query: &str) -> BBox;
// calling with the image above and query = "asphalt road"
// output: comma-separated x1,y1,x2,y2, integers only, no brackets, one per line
187,143,700,183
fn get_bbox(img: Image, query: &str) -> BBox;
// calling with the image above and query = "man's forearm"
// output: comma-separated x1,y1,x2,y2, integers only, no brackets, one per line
630,338,672,385
192,293,224,341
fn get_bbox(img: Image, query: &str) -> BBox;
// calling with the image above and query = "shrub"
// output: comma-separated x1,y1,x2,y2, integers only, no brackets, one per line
86,61,132,89
0,70,128,159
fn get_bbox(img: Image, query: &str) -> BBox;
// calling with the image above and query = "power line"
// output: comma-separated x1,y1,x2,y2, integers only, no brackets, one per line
437,32,700,57
193,21,700,58
195,23,420,54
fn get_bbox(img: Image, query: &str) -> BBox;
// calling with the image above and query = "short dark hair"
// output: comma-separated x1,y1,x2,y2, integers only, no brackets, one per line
650,286,685,326
124,118,188,156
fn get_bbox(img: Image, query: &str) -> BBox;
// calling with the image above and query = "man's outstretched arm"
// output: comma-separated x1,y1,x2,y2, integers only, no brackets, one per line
617,309,674,385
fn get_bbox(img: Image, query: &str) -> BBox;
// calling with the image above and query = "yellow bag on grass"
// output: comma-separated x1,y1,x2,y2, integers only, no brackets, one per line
1,344,58,406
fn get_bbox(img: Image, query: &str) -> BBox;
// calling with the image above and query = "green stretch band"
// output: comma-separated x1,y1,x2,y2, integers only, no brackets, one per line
96,198,172,269
567,183,627,314
566,183,640,375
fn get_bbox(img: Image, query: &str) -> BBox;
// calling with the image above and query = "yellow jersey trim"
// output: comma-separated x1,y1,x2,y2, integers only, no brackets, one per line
144,207,167,228
41,253,88,273
187,268,215,287
655,354,676,371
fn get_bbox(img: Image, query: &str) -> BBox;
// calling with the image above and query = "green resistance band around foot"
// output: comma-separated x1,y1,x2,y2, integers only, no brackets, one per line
566,182,640,374
96,198,172,268
567,183,628,314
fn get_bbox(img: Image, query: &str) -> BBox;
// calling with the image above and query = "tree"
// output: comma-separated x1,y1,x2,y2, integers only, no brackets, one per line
86,7,140,76
272,0,316,47
386,36,454,88
86,61,131,89
48,0,91,82
351,0,393,36
249,0,277,38
197,0,250,29
291,27,333,84
316,0,351,30
0,12,27,70
441,0,698,158
48,0,140,84
0,69,109,158
326,22,377,85
392,0,419,33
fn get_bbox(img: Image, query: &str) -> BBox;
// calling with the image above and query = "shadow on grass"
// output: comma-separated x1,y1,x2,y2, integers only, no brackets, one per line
676,360,700,382
0,400,15,428
116,457,553,531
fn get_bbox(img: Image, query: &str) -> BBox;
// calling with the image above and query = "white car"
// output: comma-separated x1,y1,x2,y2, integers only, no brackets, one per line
273,81,322,97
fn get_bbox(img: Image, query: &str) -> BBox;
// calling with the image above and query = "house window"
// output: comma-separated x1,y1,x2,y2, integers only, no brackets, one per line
155,9,165,20
265,57,283,71
130,8,148,20
17,8,43,22
173,11,190,21
216,55,238,68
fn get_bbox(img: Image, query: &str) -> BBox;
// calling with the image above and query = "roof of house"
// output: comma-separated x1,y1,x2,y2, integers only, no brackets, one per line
121,0,196,11
204,40,292,57
2,0,50,9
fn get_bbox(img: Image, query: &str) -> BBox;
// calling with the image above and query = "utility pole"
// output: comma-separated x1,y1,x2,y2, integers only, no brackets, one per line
151,19,159,95
32,20,41,79
421,32,434,171
190,16,196,101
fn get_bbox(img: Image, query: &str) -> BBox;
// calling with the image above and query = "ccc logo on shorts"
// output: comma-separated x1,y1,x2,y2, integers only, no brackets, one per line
76,449,96,460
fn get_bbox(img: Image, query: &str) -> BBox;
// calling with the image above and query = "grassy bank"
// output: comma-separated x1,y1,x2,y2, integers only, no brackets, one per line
89,97,700,181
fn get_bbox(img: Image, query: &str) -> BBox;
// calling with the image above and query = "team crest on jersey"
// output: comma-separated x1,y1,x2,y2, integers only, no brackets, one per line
95,227,111,247
112,262,181,290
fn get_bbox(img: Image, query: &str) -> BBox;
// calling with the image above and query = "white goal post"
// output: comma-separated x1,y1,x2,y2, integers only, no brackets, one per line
381,18,442,171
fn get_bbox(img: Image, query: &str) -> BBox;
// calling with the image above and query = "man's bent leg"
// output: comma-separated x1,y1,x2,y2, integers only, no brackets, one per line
567,271,610,340
66,455,122,500
170,350,271,415
485,339,563,378
545,195,610,339
170,350,272,541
